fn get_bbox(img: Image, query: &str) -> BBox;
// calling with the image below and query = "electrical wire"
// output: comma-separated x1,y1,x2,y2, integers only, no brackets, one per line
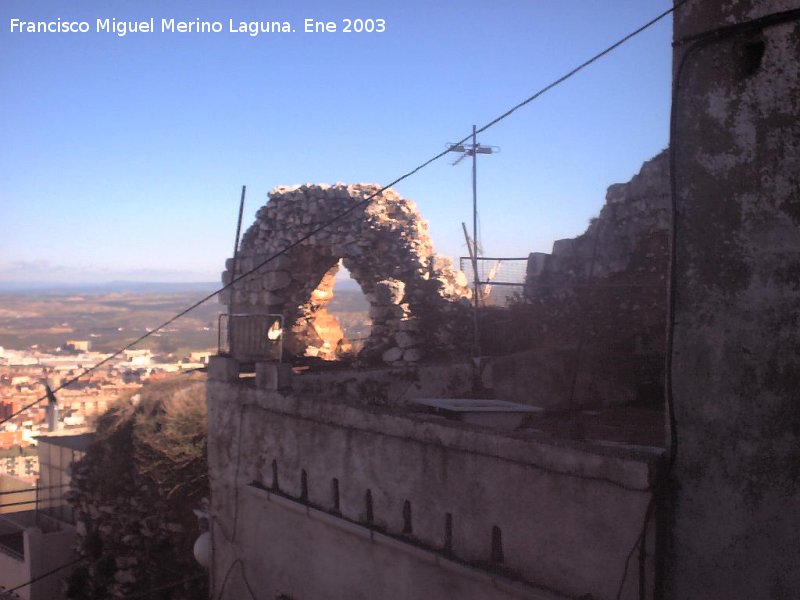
121,574,204,599
0,483,70,496
0,556,82,596
474,0,692,138
0,498,47,509
0,558,203,599
216,559,257,600
0,0,683,430
614,495,656,600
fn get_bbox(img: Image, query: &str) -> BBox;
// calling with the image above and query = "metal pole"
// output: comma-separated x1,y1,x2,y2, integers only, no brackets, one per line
230,184,247,313
228,186,247,353
471,125,481,360
233,185,247,263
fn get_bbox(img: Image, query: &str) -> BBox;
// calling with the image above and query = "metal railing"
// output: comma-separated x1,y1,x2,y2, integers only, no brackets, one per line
0,484,72,527
459,257,528,305
218,313,283,363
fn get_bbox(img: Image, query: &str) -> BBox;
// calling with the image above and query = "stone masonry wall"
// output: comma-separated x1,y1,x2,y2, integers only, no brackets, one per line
487,151,670,409
220,184,471,365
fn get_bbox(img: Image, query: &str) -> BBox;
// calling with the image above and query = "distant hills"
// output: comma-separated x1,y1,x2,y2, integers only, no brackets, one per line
0,281,221,294
0,279,369,354
0,278,363,295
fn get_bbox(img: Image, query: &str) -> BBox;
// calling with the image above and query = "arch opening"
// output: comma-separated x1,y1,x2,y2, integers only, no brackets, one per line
328,264,372,356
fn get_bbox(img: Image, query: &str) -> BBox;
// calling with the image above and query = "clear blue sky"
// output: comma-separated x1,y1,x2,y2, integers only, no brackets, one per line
0,0,674,283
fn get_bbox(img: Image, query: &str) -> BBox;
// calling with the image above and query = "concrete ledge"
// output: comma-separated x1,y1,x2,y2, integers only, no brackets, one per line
414,398,544,431
255,362,293,391
207,356,240,382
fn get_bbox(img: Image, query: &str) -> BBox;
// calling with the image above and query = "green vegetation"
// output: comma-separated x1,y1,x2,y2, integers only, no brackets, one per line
66,374,208,600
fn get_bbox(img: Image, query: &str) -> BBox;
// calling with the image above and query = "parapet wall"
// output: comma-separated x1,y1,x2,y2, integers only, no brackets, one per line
207,370,661,600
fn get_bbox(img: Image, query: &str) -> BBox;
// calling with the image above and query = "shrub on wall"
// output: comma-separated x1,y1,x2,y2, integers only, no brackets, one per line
65,373,209,600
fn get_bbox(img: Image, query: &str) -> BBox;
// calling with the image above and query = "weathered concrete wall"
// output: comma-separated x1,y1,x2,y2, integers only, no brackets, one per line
0,512,76,600
207,372,662,600
0,526,31,599
229,488,559,600
26,524,76,600
666,1,800,598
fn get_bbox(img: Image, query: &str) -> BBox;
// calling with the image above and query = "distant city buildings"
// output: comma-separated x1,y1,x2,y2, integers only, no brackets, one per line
0,430,94,600
63,340,91,353
0,342,213,483
0,340,212,598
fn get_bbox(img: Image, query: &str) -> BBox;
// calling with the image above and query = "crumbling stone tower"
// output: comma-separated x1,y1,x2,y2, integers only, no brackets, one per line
220,183,471,364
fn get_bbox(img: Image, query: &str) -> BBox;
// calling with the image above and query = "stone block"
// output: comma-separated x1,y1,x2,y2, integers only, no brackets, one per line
526,252,549,278
255,362,293,391
395,331,417,349
382,347,403,363
403,348,423,362
430,254,452,272
263,270,292,291
207,355,240,382
369,305,391,320
398,318,421,332
552,238,574,255
375,279,405,304
262,291,286,305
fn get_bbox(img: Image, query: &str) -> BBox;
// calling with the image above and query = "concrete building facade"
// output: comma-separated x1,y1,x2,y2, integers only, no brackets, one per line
0,432,93,600
207,359,662,600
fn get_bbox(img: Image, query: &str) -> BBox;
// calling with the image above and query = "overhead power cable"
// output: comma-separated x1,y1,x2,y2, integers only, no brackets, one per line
121,574,204,599
0,557,82,597
0,2,680,428
476,0,691,138
0,484,70,497
0,555,203,598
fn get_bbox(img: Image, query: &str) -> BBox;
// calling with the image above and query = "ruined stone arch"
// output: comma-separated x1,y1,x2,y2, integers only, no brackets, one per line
220,183,471,364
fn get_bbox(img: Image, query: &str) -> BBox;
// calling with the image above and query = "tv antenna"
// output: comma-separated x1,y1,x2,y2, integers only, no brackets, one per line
447,126,498,364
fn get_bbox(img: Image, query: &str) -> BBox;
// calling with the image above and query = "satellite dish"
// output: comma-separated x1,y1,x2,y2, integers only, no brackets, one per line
193,531,212,568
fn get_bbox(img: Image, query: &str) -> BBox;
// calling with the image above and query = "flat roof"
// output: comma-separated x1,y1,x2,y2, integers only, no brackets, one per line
35,432,95,452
